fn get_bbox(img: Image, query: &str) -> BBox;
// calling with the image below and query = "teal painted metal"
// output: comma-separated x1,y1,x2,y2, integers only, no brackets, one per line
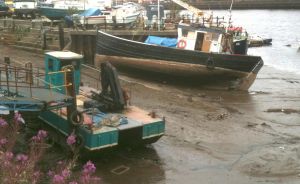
39,111,119,150
44,52,82,95
40,51,165,151
142,121,165,139
39,110,165,151
79,128,119,150
39,7,83,20
39,111,71,135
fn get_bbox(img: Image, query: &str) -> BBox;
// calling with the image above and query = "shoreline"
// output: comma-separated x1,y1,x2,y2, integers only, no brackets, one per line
163,0,300,10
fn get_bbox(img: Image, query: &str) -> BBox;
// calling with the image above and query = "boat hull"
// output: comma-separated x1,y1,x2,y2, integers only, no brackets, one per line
81,15,106,25
96,31,264,90
96,54,257,90
39,106,165,152
39,7,83,20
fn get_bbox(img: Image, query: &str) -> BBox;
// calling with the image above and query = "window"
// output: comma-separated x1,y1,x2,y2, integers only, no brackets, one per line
48,58,54,71
182,29,188,37
61,59,80,70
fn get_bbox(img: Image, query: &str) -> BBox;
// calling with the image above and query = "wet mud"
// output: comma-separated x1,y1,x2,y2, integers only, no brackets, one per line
1,44,300,183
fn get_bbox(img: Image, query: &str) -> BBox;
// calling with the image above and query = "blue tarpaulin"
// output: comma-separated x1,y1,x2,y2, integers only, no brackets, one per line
79,8,101,17
144,36,177,48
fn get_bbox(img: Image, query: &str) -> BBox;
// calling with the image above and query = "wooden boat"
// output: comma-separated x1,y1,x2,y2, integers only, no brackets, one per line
95,21,264,90
75,3,142,27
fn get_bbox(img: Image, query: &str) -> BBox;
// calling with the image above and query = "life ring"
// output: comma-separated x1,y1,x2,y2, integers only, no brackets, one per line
70,110,84,126
177,39,187,49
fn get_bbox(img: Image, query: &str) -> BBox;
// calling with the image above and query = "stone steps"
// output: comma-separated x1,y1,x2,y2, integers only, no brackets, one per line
16,40,41,48
10,45,44,54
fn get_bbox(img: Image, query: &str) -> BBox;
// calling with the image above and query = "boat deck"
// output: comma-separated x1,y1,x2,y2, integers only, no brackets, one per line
76,94,162,132
0,86,73,111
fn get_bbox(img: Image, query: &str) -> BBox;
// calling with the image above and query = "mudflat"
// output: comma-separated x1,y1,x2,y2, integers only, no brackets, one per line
1,44,300,183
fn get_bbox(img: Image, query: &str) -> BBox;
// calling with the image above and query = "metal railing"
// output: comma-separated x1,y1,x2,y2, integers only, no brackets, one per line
0,61,73,100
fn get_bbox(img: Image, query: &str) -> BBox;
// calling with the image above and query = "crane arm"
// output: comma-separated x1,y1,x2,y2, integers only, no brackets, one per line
171,0,204,17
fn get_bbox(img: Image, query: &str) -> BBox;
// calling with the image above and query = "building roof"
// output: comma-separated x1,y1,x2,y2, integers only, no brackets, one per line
46,51,83,60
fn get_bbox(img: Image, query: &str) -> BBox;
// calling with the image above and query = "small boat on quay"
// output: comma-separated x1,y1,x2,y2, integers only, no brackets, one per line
38,0,88,20
38,0,110,20
95,20,264,90
70,2,142,27
13,0,39,18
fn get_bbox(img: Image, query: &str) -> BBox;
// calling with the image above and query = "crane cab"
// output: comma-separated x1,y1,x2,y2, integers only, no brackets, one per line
44,51,83,95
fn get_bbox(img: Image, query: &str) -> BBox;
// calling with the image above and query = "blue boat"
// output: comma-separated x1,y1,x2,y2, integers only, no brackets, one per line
38,1,86,20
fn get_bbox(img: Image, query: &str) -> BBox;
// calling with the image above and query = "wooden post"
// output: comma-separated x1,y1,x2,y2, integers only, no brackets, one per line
14,67,18,95
58,23,65,50
42,29,47,50
25,62,33,84
5,65,10,94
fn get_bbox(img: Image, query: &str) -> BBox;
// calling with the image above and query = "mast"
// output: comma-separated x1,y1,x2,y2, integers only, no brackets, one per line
158,0,160,31
226,0,234,33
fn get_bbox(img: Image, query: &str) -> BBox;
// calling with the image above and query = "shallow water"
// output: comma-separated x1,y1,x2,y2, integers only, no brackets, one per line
216,10,300,74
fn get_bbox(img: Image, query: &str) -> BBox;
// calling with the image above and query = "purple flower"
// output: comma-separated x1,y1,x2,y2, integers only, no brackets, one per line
48,170,55,177
34,171,41,178
31,130,48,142
82,161,96,175
5,151,14,160
31,136,40,142
52,174,64,184
0,118,8,127
4,160,11,167
14,112,24,123
0,138,8,146
16,153,28,162
61,169,71,178
37,130,48,139
33,171,41,182
67,134,76,145
69,182,78,184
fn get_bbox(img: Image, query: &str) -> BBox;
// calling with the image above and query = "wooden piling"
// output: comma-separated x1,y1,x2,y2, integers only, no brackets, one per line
58,23,65,50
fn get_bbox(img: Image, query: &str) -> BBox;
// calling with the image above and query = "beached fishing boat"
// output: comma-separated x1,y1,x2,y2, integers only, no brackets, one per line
95,20,264,90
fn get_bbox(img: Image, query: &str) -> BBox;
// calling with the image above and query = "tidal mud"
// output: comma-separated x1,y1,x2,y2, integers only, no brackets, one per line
1,44,300,183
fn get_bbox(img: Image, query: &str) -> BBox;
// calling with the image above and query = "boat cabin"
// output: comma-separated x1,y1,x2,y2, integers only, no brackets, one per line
177,22,249,55
44,51,82,94
177,22,224,53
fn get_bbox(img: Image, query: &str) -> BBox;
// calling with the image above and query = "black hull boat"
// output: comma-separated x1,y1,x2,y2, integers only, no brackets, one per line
95,25,263,90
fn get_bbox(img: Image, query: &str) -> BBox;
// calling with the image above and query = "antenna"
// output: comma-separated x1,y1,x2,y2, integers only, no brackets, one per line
226,0,234,33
